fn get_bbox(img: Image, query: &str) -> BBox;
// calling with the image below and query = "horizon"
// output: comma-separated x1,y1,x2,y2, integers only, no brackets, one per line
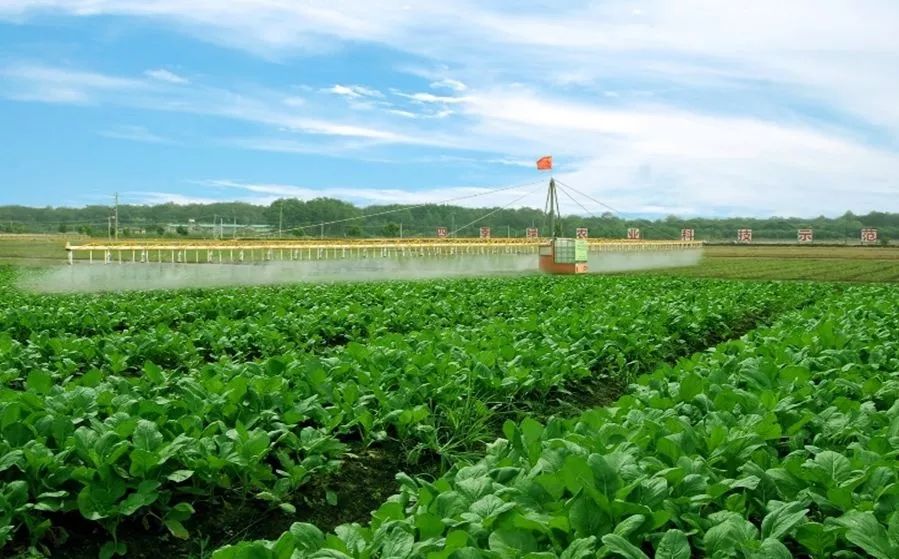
1,2,898,218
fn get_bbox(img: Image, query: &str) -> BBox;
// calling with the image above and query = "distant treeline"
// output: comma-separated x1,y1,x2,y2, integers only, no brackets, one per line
0,198,896,242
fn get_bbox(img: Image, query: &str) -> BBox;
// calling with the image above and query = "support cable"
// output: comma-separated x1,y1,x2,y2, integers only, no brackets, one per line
555,179,683,240
555,182,600,220
449,182,546,237
553,179,625,216
282,178,547,235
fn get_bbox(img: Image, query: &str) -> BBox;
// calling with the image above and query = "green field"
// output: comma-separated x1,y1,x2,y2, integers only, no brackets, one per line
2,240,899,558
3,236,899,282
216,283,899,559
652,245,899,282
0,235,76,265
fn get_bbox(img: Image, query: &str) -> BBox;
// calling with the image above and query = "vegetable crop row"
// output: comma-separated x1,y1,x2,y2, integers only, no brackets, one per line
215,284,899,558
1,272,824,556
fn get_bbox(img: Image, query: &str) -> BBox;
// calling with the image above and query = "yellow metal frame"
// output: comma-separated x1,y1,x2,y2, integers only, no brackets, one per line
66,238,702,251
64,238,703,265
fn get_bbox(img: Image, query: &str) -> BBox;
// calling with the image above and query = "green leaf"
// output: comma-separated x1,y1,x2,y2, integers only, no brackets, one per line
288,522,325,551
613,515,646,538
761,502,808,540
889,511,899,546
703,515,757,555
142,361,165,384
470,494,515,520
489,529,539,559
654,529,690,559
750,538,792,559
119,480,160,516
133,419,163,452
589,454,621,497
813,451,852,485
0,450,23,473
381,527,414,559
267,357,287,376
77,478,126,520
167,469,194,482
677,373,703,401
415,512,445,539
99,541,126,559
601,534,650,559
211,542,275,559
562,455,595,494
569,493,610,537
834,511,898,559
26,370,53,394
796,522,838,557
444,530,469,552
335,524,368,554
560,536,596,559
164,519,190,540
272,532,296,559
325,489,339,507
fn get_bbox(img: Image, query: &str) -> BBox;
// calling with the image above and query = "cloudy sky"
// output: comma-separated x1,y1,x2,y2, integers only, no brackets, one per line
1,1,898,217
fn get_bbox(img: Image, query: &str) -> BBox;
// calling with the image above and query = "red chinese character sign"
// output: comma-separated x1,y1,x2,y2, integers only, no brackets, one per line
681,228,695,241
797,228,813,243
861,228,878,244
737,229,752,243
576,227,588,239
526,227,539,239
627,228,641,240
480,226,491,239
436,227,447,238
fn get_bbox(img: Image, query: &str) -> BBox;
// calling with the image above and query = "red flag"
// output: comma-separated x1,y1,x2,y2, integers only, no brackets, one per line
536,155,552,170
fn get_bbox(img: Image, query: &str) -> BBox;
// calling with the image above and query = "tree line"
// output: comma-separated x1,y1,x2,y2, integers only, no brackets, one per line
0,198,896,242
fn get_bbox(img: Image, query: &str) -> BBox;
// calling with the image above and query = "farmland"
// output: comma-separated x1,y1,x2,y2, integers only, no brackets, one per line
218,283,899,559
1,257,898,558
652,246,899,282
3,236,899,282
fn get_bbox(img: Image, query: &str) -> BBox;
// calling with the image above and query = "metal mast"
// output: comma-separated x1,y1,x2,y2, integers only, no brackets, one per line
543,177,562,238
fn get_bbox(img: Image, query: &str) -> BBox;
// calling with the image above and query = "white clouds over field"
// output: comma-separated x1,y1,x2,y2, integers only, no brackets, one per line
1,1,898,215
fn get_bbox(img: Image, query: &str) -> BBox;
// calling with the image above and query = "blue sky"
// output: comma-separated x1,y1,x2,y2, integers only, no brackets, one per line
1,1,898,217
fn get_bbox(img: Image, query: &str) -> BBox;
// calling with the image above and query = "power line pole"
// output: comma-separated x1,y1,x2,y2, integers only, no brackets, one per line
399,222,403,239
113,192,119,241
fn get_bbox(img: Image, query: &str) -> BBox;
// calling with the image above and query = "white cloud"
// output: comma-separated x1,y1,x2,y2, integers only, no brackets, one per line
430,78,467,92
0,63,144,103
0,62,451,147
3,1,899,215
99,125,171,144
126,191,225,205
198,178,549,208
387,109,419,119
452,87,899,216
144,68,188,84
395,91,467,104
326,84,383,99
